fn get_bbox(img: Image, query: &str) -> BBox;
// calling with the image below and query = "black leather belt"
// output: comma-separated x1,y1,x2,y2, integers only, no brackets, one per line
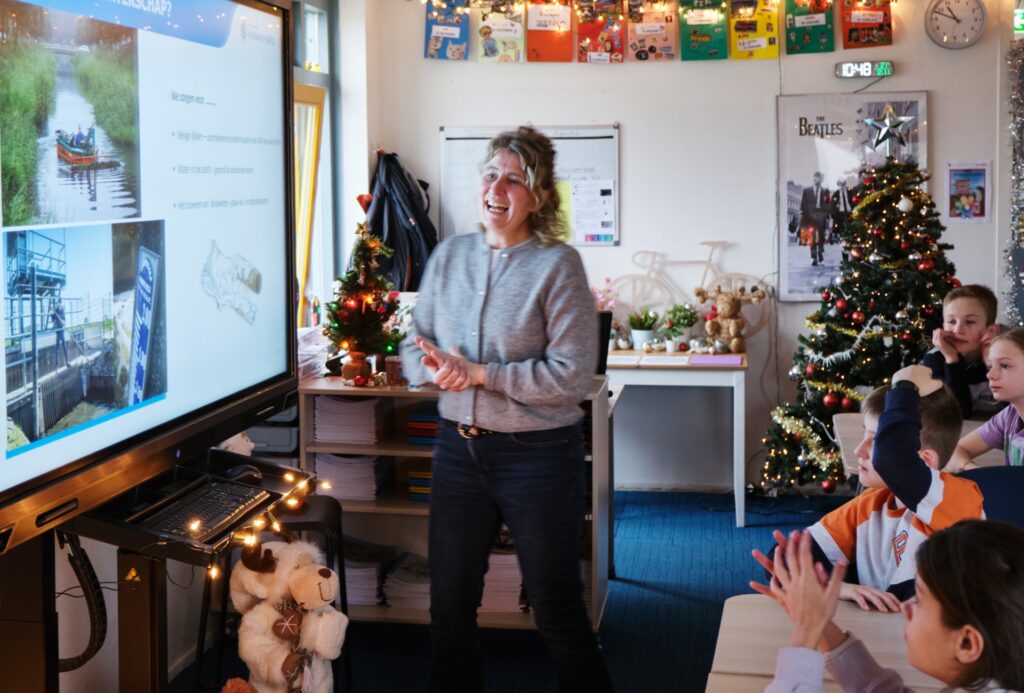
442,419,498,439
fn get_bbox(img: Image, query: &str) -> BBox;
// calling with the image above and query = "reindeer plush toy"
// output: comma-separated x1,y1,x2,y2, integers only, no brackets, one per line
694,285,767,354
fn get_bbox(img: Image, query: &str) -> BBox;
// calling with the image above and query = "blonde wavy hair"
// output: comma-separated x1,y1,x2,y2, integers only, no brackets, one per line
480,126,568,246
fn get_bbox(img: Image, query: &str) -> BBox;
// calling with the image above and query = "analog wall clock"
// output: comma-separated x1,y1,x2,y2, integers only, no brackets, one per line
925,0,987,49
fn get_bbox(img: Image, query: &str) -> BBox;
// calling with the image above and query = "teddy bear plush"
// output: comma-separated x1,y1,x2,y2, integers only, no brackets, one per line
694,285,767,354
229,540,348,693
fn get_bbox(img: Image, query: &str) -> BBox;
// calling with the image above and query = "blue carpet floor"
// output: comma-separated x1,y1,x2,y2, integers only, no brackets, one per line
172,491,846,693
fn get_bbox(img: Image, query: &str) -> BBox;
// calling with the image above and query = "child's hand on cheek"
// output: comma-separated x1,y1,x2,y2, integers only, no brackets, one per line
932,328,959,363
893,364,943,397
980,325,1000,363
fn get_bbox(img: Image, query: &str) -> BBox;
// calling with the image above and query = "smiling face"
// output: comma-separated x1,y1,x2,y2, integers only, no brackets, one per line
478,149,538,247
902,577,968,685
987,338,1024,404
941,297,991,357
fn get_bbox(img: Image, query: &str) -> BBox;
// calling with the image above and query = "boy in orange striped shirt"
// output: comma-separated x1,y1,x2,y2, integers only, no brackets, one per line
805,365,984,610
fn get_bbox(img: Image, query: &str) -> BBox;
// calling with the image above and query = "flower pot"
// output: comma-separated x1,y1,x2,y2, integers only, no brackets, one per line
630,329,655,349
341,351,372,380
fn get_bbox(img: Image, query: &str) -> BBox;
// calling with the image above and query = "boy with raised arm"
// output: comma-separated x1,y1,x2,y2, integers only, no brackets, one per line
764,365,985,610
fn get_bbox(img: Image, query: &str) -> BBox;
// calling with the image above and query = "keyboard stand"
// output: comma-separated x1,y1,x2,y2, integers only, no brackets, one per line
64,450,306,692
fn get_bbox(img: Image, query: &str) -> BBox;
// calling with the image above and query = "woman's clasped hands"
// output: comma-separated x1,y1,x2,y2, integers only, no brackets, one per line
415,335,486,392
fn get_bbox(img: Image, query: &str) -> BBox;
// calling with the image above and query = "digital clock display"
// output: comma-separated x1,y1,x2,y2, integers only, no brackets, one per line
834,60,894,79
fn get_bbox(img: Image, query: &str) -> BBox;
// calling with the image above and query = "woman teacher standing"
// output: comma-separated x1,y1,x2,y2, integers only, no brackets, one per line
401,126,614,693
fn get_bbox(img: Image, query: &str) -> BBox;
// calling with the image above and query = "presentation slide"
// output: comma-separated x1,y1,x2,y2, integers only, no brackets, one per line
0,0,289,494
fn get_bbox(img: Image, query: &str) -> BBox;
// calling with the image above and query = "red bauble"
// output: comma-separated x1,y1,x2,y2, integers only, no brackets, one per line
356,193,374,213
899,241,910,250
822,392,840,409
867,300,877,310
354,375,367,387
918,259,935,272
924,306,935,316
950,277,962,287
339,311,349,319
862,176,875,185
851,310,865,324
850,247,863,260
678,342,689,352
835,298,848,311
793,433,803,442
851,195,861,204
821,479,837,493
821,290,832,301
841,396,856,411
901,331,913,342
805,363,815,376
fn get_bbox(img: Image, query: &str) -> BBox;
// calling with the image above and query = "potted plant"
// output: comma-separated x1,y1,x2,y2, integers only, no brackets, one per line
660,303,699,351
626,308,660,349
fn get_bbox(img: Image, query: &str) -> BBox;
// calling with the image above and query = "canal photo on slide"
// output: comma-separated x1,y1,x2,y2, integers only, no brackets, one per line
0,0,141,227
5,221,166,455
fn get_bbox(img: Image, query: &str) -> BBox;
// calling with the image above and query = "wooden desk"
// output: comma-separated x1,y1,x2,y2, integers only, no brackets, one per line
708,594,943,692
833,413,1004,478
606,351,748,527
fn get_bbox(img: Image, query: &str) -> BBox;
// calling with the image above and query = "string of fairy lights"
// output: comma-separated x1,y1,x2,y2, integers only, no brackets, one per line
186,472,333,581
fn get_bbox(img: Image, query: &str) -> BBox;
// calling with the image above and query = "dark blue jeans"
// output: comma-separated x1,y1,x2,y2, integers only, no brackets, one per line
428,422,613,693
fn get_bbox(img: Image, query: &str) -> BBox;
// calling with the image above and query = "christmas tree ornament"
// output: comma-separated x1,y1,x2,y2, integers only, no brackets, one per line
796,455,806,467
835,298,848,311
907,252,922,262
851,311,865,324
821,479,837,493
895,310,908,321
805,363,815,376
851,195,861,205
867,300,877,310
864,103,915,156
353,375,367,387
950,277,962,287
850,247,864,260
789,365,801,381
924,305,935,316
841,396,856,410
901,331,913,342
868,252,883,263
821,290,832,301
918,259,935,272
900,241,910,250
822,392,839,409
897,196,914,212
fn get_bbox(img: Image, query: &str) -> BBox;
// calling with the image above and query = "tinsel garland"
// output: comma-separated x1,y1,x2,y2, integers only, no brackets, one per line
803,379,864,399
1006,41,1024,327
770,407,843,472
851,171,925,220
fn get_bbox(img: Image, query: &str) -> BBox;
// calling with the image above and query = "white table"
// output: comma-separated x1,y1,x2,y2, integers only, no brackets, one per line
606,351,748,527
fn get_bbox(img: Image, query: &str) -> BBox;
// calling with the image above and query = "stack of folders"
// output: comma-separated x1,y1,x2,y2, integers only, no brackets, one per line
342,535,397,605
314,396,391,444
406,460,432,502
480,544,525,613
405,402,439,445
386,552,430,610
315,453,394,501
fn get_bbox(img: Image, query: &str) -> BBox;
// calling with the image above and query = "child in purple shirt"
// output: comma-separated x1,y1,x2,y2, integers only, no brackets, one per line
950,329,1024,470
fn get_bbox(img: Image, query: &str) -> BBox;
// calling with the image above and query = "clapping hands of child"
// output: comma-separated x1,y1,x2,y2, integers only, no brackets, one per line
750,530,848,649
415,336,485,392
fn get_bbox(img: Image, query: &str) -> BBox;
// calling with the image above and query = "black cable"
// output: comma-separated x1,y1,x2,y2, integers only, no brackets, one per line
56,531,107,672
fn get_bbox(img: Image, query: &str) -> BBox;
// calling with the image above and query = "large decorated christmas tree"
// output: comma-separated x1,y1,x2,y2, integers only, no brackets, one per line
762,158,957,490
322,222,402,358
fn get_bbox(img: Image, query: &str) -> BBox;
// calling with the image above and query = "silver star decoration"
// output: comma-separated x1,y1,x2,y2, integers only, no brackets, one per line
864,104,915,158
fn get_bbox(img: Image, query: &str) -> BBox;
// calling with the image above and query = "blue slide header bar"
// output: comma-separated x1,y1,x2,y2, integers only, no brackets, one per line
28,0,280,47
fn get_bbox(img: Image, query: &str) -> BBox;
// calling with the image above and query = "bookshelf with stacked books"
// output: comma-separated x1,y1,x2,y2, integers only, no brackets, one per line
297,375,611,630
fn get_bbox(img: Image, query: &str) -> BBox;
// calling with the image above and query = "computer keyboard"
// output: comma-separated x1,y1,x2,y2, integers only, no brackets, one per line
138,480,270,542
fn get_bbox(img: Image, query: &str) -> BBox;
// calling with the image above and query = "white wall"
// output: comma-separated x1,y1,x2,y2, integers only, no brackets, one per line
341,0,1015,490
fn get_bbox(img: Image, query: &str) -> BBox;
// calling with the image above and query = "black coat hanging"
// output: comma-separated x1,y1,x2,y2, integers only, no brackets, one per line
361,151,438,291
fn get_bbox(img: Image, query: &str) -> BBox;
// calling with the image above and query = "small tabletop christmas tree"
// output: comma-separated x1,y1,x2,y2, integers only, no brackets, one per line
763,157,957,491
322,220,402,378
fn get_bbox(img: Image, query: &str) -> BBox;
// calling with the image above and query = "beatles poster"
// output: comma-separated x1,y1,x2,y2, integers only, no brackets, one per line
777,92,928,301
785,0,834,55
680,0,729,60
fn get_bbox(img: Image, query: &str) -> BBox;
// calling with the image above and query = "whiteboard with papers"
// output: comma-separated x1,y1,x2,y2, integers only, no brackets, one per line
439,125,619,246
